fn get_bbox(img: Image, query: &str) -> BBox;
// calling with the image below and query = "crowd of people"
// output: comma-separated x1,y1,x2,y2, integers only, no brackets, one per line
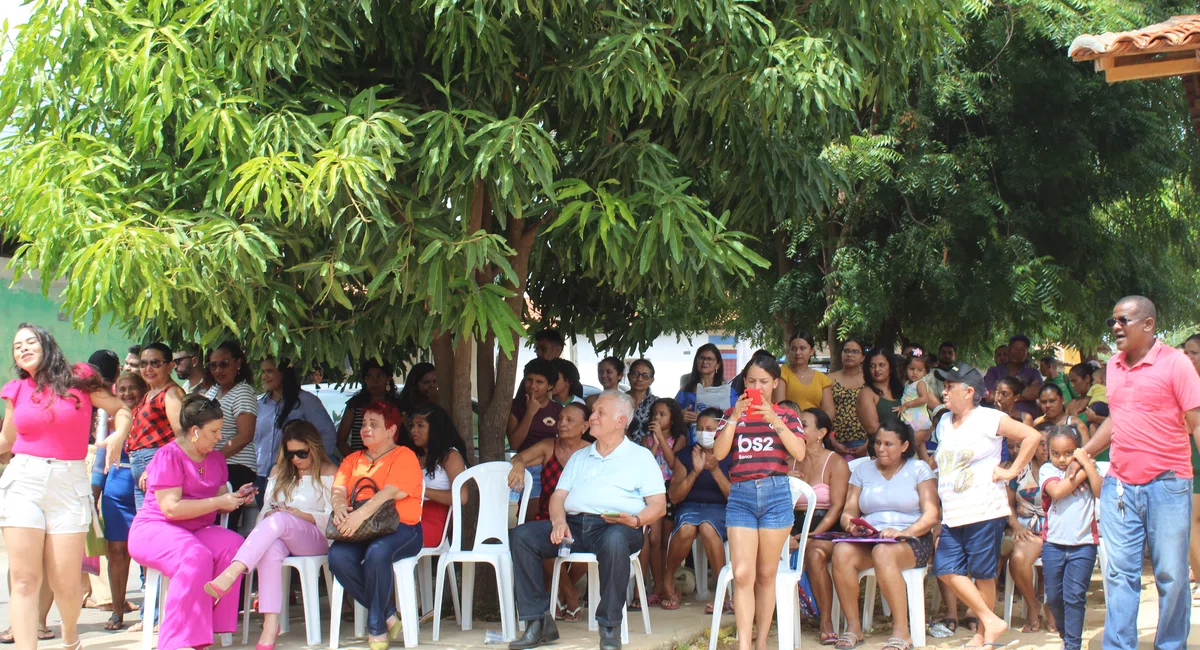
1,295,1199,650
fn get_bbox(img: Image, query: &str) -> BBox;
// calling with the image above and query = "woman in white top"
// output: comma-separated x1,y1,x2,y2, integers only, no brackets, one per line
931,363,1041,650
407,404,469,547
831,419,940,650
204,421,335,650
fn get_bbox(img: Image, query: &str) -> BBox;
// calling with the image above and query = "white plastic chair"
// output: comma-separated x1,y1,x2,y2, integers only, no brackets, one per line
549,549,651,644
708,480,815,650
692,539,730,599
387,489,470,648
142,485,233,650
328,583,367,650
830,566,928,647
432,462,531,643
240,555,333,645
1002,556,1042,627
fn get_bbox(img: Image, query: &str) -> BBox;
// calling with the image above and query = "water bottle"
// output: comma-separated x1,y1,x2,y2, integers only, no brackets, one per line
484,630,504,644
558,535,573,557
509,487,522,503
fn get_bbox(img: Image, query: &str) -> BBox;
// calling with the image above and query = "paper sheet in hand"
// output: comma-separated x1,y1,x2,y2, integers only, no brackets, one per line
694,383,733,412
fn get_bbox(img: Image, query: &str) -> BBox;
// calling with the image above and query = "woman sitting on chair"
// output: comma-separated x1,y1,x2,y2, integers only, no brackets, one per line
205,420,336,650
327,400,424,650
128,394,255,650
830,418,940,650
407,404,470,548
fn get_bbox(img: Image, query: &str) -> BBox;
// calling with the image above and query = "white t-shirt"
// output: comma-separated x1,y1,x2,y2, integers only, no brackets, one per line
1039,464,1098,546
934,406,1010,527
850,458,936,531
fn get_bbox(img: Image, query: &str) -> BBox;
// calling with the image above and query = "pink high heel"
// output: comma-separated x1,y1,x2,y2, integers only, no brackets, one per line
203,581,230,603
255,644,275,650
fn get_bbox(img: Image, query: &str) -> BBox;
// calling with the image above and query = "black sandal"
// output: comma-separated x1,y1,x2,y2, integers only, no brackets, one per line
105,613,125,631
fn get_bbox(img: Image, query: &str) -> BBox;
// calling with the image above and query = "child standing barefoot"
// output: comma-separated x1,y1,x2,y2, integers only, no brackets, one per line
1039,426,1101,650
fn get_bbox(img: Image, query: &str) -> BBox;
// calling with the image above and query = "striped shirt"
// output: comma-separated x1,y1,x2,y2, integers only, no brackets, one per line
725,405,804,482
205,382,259,470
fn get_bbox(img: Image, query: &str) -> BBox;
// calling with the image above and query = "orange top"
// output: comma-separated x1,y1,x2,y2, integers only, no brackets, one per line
335,446,424,525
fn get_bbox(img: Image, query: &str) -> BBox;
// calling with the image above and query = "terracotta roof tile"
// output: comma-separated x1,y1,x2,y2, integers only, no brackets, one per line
1069,15,1200,60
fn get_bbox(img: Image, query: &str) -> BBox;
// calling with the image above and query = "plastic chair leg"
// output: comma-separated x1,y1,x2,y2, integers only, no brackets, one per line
242,568,256,645
329,578,344,650
299,564,323,645
588,562,601,631
862,575,877,631
631,557,651,635
280,566,292,635
905,570,927,648
708,567,733,650
142,570,160,650
694,539,711,599
432,557,450,641
460,562,476,631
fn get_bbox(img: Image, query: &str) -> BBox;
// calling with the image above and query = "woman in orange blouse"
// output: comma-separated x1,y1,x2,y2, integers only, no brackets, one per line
327,401,423,650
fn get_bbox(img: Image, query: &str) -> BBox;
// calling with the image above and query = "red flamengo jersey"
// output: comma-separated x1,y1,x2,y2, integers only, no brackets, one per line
724,405,805,482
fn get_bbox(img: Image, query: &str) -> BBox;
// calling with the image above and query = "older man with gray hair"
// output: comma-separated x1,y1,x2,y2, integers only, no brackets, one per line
509,390,667,650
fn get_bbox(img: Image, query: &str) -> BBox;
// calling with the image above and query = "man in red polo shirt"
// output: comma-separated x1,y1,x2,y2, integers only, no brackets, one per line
1081,295,1200,650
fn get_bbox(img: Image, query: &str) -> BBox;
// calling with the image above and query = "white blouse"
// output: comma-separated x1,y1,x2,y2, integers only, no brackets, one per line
260,474,336,533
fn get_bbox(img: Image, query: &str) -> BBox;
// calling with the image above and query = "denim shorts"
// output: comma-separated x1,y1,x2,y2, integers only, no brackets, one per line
727,475,794,530
933,516,1007,579
673,501,728,541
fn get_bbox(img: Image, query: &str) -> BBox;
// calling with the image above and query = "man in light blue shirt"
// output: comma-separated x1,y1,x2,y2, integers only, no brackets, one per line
509,390,666,650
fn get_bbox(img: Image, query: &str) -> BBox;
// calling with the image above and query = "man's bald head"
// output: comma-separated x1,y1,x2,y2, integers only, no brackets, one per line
1118,295,1157,322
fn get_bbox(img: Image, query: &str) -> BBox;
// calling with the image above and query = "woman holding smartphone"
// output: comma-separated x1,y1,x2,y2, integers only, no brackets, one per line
714,355,807,650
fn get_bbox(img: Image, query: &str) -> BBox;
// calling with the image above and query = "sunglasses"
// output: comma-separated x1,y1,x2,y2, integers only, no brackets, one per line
138,359,170,369
207,359,235,370
1106,316,1143,329
284,449,310,460
172,355,194,363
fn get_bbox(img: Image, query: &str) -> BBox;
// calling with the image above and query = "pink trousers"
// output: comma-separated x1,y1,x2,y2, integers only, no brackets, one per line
232,511,329,614
128,521,244,650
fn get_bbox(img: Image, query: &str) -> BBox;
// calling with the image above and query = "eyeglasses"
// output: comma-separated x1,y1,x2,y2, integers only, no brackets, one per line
1106,316,1143,329
207,359,234,370
284,449,310,460
628,371,653,380
138,359,170,369
697,356,719,364
843,349,863,356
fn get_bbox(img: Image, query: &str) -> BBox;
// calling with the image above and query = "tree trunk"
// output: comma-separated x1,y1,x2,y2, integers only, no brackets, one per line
776,231,795,346
875,317,901,352
451,335,475,457
431,332,455,411
476,333,496,414
477,216,537,462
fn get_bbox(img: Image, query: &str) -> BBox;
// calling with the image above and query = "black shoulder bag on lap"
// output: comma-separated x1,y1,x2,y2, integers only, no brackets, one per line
325,477,400,543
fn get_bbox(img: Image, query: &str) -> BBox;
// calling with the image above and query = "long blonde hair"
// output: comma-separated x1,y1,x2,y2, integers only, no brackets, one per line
271,420,333,504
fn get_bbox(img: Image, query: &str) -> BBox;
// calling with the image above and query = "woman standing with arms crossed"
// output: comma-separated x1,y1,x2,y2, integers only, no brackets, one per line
102,342,185,509
774,333,834,416
203,341,259,531
714,356,807,650
828,338,869,458
0,323,133,650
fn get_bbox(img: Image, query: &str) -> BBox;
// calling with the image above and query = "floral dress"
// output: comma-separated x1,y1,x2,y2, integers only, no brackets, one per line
831,381,867,447
626,392,657,444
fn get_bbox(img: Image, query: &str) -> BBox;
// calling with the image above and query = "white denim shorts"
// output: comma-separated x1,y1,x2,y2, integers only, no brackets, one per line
0,454,93,534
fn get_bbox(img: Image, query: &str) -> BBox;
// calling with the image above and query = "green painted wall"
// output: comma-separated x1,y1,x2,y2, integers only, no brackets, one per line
2,257,134,380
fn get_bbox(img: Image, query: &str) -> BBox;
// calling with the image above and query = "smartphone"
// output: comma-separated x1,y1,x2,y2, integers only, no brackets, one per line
602,511,622,518
849,517,879,535
745,388,762,406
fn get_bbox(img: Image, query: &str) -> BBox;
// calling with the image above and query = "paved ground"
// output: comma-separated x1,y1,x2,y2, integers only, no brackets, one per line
1,541,1199,650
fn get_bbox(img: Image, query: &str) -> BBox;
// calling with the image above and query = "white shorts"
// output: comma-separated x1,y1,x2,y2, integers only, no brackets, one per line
0,454,93,534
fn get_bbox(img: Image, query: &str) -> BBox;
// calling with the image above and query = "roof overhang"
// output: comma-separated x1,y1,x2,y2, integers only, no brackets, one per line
1069,15,1200,83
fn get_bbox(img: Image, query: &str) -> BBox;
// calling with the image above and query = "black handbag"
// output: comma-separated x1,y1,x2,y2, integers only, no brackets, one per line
325,477,400,543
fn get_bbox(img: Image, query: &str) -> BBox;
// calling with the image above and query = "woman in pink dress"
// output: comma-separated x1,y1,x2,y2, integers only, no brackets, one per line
128,394,255,650
0,323,133,650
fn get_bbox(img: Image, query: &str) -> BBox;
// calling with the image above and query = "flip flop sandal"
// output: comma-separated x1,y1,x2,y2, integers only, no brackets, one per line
559,605,583,622
0,628,13,644
833,633,862,650
819,631,839,645
38,627,56,641
628,597,642,612
660,594,681,610
881,637,912,650
104,614,126,631
646,593,662,607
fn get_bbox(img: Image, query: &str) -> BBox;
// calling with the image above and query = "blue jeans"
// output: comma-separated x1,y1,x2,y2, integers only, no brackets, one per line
328,523,423,635
1100,472,1192,650
129,447,159,511
1042,542,1096,650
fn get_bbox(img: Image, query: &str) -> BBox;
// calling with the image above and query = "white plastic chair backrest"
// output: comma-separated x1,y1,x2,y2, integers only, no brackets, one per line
219,482,233,528
786,478,817,564
1096,461,1109,478
448,461,530,553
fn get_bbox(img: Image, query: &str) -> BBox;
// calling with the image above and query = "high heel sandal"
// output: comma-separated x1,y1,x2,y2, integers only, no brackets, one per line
203,580,231,603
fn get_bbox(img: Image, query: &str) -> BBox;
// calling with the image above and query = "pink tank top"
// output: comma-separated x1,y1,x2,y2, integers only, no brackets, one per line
793,452,834,511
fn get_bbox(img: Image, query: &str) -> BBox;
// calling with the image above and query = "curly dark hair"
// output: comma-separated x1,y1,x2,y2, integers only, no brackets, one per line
650,397,688,442
12,322,102,407
409,404,471,478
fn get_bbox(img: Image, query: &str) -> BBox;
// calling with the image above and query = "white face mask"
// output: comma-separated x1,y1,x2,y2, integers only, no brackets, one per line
697,429,717,449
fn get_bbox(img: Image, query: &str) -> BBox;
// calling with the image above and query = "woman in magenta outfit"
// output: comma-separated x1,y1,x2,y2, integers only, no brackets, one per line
0,323,133,650
128,394,255,650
